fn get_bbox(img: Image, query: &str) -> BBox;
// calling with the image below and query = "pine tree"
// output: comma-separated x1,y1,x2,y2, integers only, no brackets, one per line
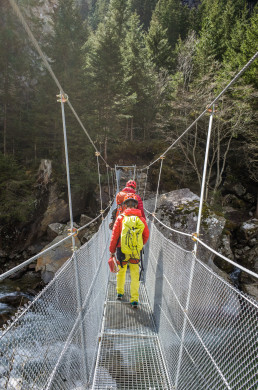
146,0,190,72
31,0,89,166
122,13,158,141
224,4,258,86
88,0,110,30
83,0,129,159
0,0,42,160
130,0,158,30
146,16,173,71
195,0,247,74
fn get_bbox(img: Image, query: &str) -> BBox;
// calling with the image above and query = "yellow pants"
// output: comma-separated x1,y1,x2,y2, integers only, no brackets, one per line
116,262,140,303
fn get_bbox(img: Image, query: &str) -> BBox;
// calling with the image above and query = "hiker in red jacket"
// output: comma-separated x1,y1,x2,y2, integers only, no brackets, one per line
109,180,146,229
110,193,149,308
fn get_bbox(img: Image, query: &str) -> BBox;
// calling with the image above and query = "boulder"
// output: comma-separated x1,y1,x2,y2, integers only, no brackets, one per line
47,222,66,240
36,232,81,283
80,214,92,227
238,219,258,242
145,189,227,276
214,235,234,273
37,159,52,187
38,182,69,236
231,183,246,197
234,219,258,289
222,194,246,209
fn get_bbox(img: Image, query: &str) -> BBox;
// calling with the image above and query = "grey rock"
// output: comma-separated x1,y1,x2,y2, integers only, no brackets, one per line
79,214,92,227
232,183,246,197
238,219,258,241
249,238,257,247
145,189,226,274
37,159,52,187
41,270,54,284
36,233,81,282
47,222,66,240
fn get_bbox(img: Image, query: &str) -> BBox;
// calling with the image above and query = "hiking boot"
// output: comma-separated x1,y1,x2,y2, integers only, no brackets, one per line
117,294,123,301
130,301,138,308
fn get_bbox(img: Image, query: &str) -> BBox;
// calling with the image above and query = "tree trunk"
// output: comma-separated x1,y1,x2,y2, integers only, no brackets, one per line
130,117,133,141
126,118,128,140
3,103,7,155
34,141,37,164
255,192,258,219
104,135,108,161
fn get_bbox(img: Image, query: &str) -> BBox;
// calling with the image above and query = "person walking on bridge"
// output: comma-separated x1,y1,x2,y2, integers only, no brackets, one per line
109,180,146,229
109,193,149,308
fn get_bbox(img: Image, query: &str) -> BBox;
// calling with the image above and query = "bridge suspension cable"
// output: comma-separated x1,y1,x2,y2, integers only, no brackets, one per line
8,0,109,168
141,50,258,170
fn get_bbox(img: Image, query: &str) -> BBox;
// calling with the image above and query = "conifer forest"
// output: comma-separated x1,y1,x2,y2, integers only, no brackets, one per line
0,0,257,226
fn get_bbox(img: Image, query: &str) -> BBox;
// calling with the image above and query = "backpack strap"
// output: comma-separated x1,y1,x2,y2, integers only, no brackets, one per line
139,250,144,281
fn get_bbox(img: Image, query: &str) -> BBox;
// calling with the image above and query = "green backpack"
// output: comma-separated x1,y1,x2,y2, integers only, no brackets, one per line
121,215,145,259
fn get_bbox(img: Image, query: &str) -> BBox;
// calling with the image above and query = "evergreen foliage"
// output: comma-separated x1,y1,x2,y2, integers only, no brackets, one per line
0,153,35,224
0,0,257,226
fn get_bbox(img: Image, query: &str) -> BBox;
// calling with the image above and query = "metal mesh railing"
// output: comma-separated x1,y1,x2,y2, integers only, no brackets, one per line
1,197,257,389
0,208,113,390
145,221,258,390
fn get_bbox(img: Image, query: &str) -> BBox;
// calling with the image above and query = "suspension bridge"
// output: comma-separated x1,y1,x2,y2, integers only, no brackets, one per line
1,1,258,389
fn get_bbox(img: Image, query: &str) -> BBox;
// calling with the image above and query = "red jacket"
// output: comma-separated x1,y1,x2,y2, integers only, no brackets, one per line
120,187,146,219
109,208,149,254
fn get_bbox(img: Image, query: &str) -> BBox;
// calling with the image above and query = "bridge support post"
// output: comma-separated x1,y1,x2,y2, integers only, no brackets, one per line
193,105,214,255
59,93,89,385
175,106,214,388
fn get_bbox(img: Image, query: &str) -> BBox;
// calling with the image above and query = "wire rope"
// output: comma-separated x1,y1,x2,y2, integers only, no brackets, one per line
153,158,164,215
195,237,258,279
194,106,214,254
96,153,103,215
8,0,109,167
143,167,149,202
0,204,111,282
106,165,111,202
142,51,258,170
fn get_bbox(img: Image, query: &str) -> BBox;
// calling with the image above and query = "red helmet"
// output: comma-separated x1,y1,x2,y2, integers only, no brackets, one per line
126,180,137,189
116,191,126,205
123,193,138,204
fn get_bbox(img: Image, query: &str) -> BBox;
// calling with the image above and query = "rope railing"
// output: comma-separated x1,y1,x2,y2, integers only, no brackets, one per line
195,236,258,280
0,204,111,282
144,206,258,280
145,208,192,237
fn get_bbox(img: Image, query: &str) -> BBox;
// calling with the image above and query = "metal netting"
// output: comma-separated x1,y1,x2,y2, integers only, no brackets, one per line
145,220,258,390
1,194,257,390
0,209,113,390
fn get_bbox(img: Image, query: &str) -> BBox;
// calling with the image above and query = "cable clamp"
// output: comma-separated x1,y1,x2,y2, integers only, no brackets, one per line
206,105,217,113
106,164,110,168
191,232,198,242
152,212,156,217
71,245,78,252
159,155,165,160
68,227,78,237
56,93,68,103
95,151,100,157
100,209,105,214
